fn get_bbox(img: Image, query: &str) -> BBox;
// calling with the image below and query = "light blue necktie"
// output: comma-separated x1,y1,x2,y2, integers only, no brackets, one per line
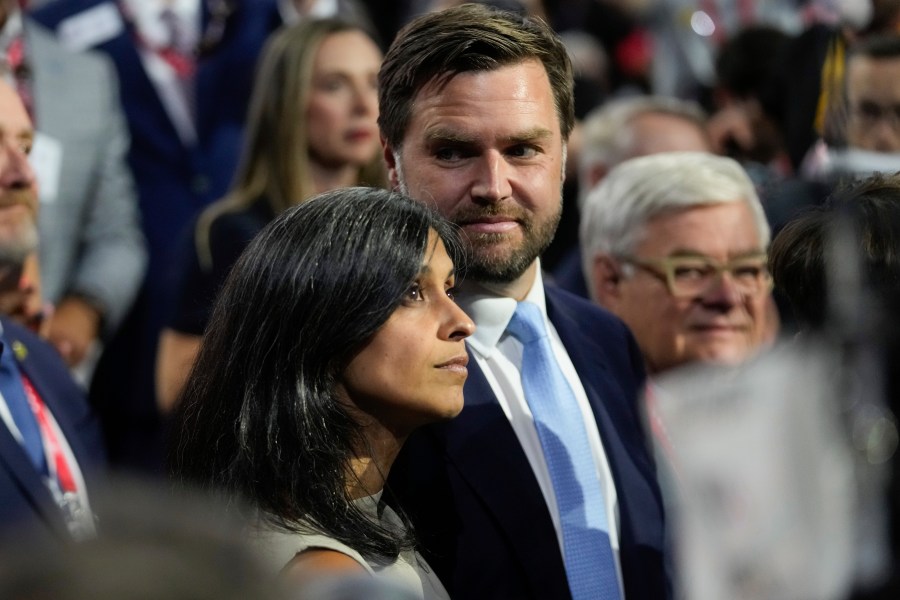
507,302,621,600
0,338,45,475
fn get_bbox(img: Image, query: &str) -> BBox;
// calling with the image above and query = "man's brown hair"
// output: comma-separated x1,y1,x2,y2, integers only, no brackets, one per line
378,3,575,148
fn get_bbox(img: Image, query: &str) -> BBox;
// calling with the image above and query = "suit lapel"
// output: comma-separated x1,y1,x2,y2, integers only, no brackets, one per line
438,348,568,596
545,289,665,590
546,289,651,475
193,0,248,139
0,416,64,531
192,0,216,138
104,10,196,155
12,338,93,481
0,331,69,536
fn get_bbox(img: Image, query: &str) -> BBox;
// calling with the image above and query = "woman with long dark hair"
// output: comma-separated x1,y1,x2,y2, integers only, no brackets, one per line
170,187,472,598
157,18,385,411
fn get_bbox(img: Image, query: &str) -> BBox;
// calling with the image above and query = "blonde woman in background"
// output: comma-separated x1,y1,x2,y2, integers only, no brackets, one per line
156,19,385,412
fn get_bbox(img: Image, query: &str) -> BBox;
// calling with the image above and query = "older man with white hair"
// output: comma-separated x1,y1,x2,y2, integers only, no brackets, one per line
581,151,774,374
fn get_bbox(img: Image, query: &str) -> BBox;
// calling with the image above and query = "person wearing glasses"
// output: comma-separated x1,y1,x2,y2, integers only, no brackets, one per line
806,35,900,179
581,151,774,375
845,35,900,155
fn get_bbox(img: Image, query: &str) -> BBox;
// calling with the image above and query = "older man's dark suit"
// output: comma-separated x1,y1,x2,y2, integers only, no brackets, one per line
0,318,105,543
389,285,670,599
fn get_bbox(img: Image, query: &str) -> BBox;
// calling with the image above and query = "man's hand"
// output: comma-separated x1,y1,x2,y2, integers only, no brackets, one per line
47,296,102,367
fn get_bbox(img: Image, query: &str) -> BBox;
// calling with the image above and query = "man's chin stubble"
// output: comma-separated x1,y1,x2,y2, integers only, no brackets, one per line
0,218,38,267
463,235,545,284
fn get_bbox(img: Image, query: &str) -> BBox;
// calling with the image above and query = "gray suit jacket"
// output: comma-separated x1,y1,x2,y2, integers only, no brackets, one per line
26,19,146,335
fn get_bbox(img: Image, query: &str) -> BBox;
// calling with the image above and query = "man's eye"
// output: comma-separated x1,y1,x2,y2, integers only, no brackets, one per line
672,264,712,280
507,145,538,159
732,264,764,280
446,286,457,301
434,147,465,161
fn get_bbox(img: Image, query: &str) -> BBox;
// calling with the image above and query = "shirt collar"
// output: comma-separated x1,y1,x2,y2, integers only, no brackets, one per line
278,0,339,24
121,0,200,49
457,261,547,359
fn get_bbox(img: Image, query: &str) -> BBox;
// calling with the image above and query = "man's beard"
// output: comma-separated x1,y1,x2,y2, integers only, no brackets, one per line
0,220,37,266
395,160,561,284
451,201,560,284
0,189,38,267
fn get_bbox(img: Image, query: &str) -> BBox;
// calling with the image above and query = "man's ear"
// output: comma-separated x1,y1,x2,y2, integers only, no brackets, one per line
591,254,623,309
382,139,400,190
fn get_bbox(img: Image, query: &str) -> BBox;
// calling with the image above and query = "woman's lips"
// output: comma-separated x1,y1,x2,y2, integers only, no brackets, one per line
345,128,374,142
436,355,469,374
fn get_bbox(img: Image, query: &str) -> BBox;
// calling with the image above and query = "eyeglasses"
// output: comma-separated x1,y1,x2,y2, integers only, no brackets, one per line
618,253,772,298
850,101,900,131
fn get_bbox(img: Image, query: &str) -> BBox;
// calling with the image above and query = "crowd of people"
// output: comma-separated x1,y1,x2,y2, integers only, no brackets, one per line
1,0,900,598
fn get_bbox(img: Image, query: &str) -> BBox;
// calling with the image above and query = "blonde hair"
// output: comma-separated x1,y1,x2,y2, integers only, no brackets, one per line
197,19,386,269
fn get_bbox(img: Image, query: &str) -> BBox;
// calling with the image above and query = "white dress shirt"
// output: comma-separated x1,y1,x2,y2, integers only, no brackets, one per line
121,0,200,145
456,265,624,592
278,0,340,24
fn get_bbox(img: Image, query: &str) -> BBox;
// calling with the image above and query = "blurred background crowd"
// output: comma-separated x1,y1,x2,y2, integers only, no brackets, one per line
1,0,900,598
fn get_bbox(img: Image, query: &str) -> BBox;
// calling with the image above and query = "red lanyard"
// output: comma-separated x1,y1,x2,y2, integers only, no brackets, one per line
154,44,195,79
118,1,196,79
6,36,23,69
22,375,77,494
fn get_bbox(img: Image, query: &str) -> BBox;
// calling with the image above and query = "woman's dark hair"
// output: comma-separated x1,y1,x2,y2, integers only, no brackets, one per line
169,187,465,560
